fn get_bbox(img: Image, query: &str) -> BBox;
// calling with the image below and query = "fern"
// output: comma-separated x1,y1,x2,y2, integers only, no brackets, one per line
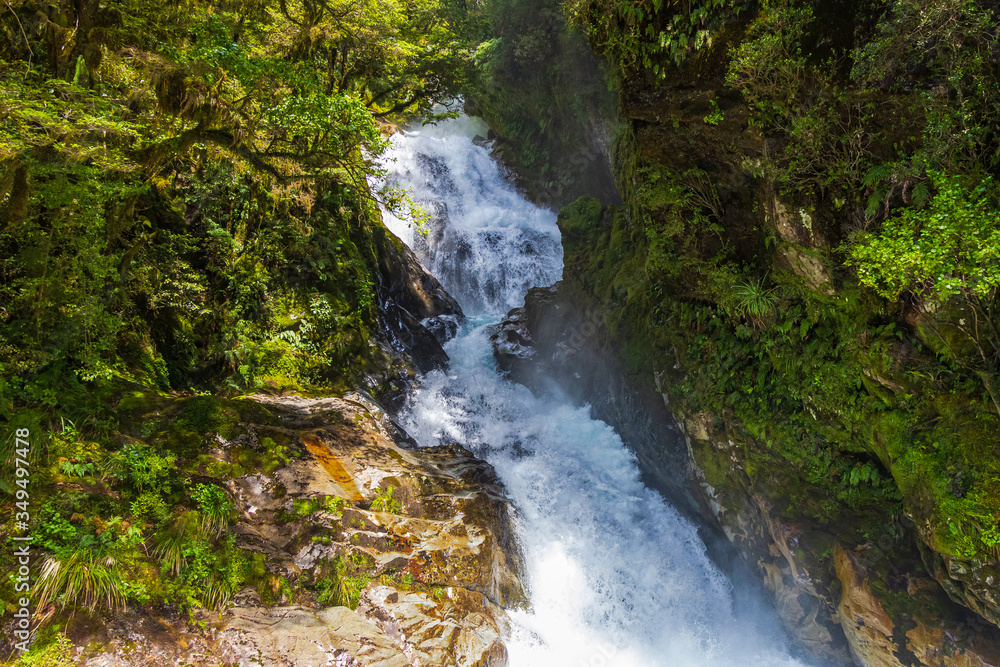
862,163,892,188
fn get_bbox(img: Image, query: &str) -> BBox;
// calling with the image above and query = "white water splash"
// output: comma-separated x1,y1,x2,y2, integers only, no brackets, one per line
379,117,811,667
379,119,562,313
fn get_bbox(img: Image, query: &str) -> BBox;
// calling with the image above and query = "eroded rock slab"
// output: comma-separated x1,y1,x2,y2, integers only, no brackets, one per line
72,393,523,667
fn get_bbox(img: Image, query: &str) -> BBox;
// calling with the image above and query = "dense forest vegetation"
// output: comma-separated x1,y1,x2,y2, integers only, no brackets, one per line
1,0,475,409
486,0,1000,602
6,0,1000,661
0,0,478,656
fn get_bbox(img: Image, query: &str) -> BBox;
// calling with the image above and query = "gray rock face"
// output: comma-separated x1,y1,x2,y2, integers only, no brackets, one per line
371,227,464,406
422,314,462,345
488,308,536,383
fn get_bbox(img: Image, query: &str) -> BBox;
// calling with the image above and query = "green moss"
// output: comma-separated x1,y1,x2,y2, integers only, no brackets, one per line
174,396,241,439
551,162,1000,561
557,197,604,241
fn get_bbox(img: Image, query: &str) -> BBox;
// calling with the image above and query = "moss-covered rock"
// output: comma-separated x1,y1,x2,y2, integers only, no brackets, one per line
5,391,522,666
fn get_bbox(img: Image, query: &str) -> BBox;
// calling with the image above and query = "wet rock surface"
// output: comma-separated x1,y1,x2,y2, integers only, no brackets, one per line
488,308,536,383
422,314,462,345
835,544,1000,667
371,229,464,405
678,403,1000,667
71,393,523,666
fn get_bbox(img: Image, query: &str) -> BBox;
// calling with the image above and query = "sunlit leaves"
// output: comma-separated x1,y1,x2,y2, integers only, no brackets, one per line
0,0,472,407
850,173,1000,305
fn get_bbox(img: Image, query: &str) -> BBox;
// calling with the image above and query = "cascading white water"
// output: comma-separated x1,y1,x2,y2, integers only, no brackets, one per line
378,117,812,667
380,117,562,314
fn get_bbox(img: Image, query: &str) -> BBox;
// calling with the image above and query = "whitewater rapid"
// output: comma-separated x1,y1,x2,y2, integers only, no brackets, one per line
378,117,811,667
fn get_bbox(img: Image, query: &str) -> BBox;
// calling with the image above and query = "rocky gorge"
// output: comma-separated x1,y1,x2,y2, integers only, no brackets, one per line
469,0,1000,663
6,0,1000,664
475,0,1000,659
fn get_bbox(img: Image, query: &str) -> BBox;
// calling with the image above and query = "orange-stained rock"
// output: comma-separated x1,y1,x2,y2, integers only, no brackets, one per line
66,393,523,667
834,543,1000,667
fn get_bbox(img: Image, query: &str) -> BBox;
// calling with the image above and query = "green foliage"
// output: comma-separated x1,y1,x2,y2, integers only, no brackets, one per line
725,278,778,329
632,164,725,284
35,502,147,611
850,173,1000,306
850,172,1000,415
843,462,881,488
0,0,477,425
8,633,74,667
106,442,177,494
549,0,1000,567
56,460,96,478
131,492,171,522
36,551,131,612
566,0,740,76
191,483,234,536
851,0,1000,213
853,0,997,108
172,535,247,611
292,497,319,516
726,0,876,199
703,99,724,125
314,553,373,609
725,0,811,109
370,486,401,513
469,0,618,206
152,510,249,611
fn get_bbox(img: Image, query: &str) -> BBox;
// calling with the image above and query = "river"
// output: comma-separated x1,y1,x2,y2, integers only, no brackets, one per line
378,116,811,667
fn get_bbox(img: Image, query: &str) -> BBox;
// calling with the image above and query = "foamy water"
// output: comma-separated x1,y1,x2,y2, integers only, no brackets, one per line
377,117,810,667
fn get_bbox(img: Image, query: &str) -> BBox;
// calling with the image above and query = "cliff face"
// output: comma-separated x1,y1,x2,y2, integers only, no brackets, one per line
477,1,1000,662
493,255,1000,667
369,226,464,406
467,0,622,209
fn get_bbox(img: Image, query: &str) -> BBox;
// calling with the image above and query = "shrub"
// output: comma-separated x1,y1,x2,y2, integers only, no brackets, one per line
105,442,177,493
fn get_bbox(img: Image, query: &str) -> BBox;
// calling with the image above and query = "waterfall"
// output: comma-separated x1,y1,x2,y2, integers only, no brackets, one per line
377,117,811,667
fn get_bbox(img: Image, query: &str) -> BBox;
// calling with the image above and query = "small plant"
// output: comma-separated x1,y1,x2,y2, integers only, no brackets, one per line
57,459,96,478
153,512,198,576
105,442,177,493
703,99,724,126
370,486,401,514
314,555,371,609
321,495,347,517
9,632,74,667
131,491,170,522
292,497,319,516
727,278,778,329
191,483,234,536
842,462,881,487
36,549,131,613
